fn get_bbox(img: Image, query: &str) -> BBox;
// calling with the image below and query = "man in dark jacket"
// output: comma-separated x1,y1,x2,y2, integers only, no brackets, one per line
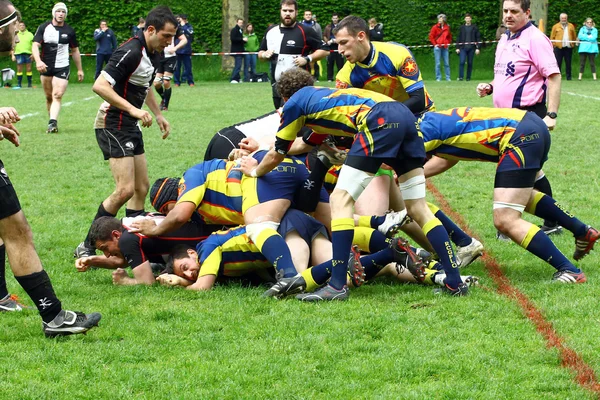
174,14,194,86
368,18,383,41
456,13,481,81
94,20,117,80
323,13,344,81
230,18,245,83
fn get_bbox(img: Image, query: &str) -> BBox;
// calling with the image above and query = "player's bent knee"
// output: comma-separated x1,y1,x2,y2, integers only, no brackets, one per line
399,175,426,200
335,165,373,201
246,221,280,244
493,202,524,231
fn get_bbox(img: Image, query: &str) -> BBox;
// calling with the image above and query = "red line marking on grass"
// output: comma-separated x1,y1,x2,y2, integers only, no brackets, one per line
427,180,600,395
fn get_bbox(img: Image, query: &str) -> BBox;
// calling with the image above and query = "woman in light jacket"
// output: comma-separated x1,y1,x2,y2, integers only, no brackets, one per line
578,18,598,80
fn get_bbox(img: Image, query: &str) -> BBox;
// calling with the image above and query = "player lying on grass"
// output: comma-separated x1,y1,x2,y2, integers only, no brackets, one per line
235,68,467,299
420,107,599,283
160,210,478,300
76,214,220,286
130,152,332,297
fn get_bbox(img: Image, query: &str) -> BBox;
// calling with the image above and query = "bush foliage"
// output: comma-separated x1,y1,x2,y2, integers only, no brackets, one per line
12,0,600,53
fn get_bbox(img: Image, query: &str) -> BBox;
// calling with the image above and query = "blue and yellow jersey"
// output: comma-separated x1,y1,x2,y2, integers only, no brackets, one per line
196,226,271,277
335,42,434,113
178,159,245,226
418,107,527,162
276,86,395,145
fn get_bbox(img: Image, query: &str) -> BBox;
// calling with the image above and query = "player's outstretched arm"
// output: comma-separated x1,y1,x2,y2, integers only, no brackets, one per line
112,262,156,286
187,274,217,291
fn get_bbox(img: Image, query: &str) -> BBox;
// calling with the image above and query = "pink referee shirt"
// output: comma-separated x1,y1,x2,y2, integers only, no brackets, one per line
492,22,560,109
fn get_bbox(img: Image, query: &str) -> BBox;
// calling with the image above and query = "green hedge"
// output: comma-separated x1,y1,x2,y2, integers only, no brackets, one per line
11,1,600,54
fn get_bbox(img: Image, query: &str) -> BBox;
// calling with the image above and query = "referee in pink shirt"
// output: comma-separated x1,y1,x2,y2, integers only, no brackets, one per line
477,0,560,129
477,0,562,236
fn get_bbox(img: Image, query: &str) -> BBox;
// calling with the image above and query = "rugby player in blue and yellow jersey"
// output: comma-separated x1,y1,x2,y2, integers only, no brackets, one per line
419,107,599,283
334,15,434,117
235,68,467,299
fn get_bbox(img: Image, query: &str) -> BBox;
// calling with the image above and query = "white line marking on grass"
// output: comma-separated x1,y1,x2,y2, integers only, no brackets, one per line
19,96,97,119
565,92,600,101
20,112,40,119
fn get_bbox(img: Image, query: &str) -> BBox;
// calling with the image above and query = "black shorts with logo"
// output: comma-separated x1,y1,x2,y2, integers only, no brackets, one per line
95,128,145,160
157,56,177,75
41,65,70,80
0,160,22,220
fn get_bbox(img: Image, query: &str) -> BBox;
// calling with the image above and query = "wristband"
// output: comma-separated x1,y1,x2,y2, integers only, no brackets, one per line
250,168,258,178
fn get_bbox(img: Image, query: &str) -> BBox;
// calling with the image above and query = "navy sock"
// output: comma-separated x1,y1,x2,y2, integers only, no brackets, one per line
369,230,390,252
255,231,297,278
15,270,62,323
424,219,461,288
330,218,355,289
529,192,587,237
309,261,332,284
521,226,578,272
533,175,556,227
0,245,7,299
435,210,472,247
361,247,394,280
370,216,386,229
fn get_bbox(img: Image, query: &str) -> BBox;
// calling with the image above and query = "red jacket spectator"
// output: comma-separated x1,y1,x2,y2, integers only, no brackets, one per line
429,16,452,49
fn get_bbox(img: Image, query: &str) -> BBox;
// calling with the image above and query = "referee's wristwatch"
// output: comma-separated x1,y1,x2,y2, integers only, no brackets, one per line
546,112,558,119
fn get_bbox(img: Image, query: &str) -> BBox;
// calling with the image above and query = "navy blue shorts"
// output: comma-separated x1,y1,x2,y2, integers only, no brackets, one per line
279,208,329,245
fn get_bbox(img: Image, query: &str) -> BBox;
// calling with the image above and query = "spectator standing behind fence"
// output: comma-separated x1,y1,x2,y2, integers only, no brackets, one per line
577,18,598,81
496,23,507,40
456,13,481,81
429,14,452,81
368,18,383,41
174,14,194,86
323,13,344,82
243,23,259,82
10,21,33,88
93,20,117,80
550,13,577,80
131,17,144,38
229,18,245,84
300,10,320,80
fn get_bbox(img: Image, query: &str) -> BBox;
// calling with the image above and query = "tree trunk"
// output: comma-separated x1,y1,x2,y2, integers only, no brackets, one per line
222,0,248,70
530,0,548,33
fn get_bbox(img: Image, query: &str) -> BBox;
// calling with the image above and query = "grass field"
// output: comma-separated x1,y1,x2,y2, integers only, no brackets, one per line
1,76,600,399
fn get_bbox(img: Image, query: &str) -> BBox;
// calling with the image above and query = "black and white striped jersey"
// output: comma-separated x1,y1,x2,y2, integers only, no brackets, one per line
33,21,78,69
94,34,161,131
260,24,329,82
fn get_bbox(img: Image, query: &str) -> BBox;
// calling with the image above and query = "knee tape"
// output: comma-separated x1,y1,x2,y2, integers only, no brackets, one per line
162,76,172,81
336,165,374,201
246,221,280,243
154,76,163,83
493,201,525,213
399,175,426,200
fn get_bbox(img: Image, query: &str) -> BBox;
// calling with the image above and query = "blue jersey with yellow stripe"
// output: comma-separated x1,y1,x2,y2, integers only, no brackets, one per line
277,86,395,144
335,42,434,114
178,159,245,226
196,226,271,278
418,107,527,162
